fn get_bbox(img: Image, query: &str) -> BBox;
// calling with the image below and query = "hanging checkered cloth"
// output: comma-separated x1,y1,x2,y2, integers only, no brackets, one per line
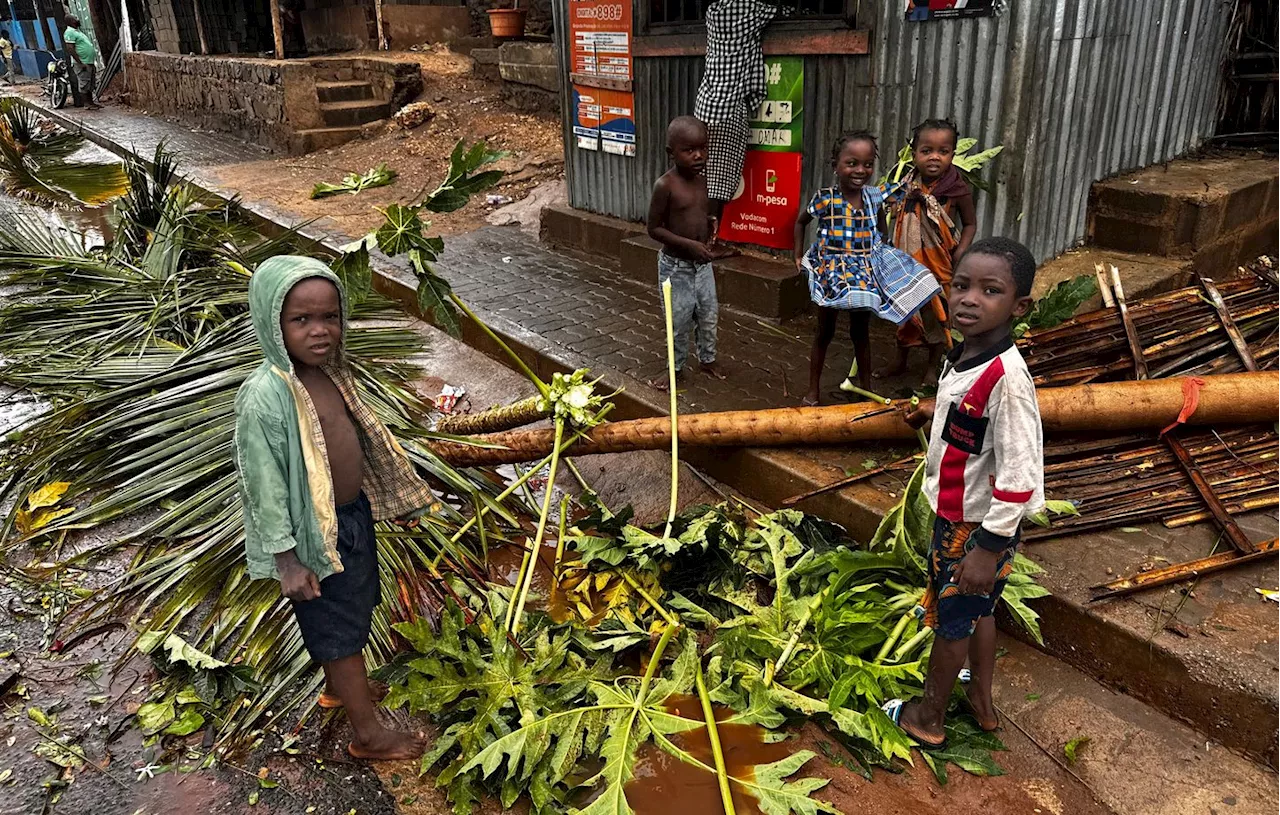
695,0,780,201
801,186,942,324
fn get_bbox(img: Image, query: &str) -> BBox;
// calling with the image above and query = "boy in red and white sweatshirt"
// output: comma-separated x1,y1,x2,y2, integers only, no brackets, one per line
890,236,1044,749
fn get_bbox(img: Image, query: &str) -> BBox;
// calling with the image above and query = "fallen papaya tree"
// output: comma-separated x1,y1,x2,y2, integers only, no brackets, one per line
428,371,1280,467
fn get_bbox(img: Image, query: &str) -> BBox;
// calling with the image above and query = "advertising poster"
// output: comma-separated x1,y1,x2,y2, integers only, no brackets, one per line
572,86,636,156
719,57,803,250
568,0,635,156
748,57,803,153
568,0,632,80
906,0,997,20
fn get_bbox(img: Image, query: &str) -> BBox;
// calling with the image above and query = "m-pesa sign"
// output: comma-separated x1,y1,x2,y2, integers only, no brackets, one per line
717,58,804,250
718,152,802,250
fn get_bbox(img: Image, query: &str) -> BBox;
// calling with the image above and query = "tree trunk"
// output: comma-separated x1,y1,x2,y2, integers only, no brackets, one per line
428,372,1279,468
435,395,547,436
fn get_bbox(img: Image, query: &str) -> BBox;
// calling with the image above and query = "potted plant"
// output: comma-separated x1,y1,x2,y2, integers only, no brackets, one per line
487,0,527,39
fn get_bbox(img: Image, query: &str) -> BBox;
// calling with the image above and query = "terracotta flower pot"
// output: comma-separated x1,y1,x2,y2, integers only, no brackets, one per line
487,8,528,39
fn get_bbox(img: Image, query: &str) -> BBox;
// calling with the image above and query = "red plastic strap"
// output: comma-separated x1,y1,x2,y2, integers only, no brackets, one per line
1160,377,1206,436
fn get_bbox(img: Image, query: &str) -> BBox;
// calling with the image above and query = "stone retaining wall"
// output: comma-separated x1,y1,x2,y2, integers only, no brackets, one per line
124,53,319,152
124,52,425,154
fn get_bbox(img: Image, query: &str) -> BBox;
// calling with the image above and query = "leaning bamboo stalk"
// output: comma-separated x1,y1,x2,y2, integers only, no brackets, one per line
428,373,1280,467
436,395,546,436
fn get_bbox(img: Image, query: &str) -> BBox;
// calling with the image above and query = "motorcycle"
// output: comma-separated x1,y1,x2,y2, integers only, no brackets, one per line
44,59,70,109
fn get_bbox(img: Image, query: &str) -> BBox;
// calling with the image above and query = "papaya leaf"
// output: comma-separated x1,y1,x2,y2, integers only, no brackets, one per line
1026,274,1098,331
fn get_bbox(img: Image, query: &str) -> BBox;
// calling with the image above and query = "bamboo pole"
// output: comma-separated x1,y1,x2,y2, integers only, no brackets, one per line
428,372,1280,467
192,0,209,55
269,0,285,59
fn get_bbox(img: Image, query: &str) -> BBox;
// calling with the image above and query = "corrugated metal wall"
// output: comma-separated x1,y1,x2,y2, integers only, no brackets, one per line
554,0,1234,261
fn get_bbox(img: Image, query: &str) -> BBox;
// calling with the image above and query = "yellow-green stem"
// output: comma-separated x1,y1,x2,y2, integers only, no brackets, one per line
552,494,570,579
695,667,737,815
769,589,824,685
910,395,928,451
450,293,549,399
501,541,534,633
433,404,614,569
893,626,933,663
638,623,679,701
661,278,679,539
622,572,680,627
846,384,892,405
509,418,565,636
875,612,914,663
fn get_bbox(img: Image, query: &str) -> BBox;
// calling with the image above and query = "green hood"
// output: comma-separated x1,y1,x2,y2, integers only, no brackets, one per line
248,255,346,371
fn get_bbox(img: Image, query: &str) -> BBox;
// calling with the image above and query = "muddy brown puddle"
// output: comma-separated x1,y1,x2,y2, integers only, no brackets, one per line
625,694,794,815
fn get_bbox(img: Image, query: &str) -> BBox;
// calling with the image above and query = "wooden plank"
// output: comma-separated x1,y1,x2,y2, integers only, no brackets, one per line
1164,434,1257,553
1090,538,1277,601
1093,262,1115,308
1198,276,1258,372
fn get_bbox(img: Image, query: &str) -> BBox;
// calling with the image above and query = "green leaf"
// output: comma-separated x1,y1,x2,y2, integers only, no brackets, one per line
136,700,176,734
739,751,837,814
410,250,460,337
374,204,442,258
164,707,205,736
1026,275,1098,331
1025,693,1041,702
310,163,397,199
332,236,375,306
1063,734,1090,764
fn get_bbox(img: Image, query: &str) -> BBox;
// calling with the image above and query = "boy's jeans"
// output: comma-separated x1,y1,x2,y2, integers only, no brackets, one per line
658,252,718,371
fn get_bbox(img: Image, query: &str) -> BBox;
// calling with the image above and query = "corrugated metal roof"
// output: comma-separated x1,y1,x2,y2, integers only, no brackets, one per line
555,0,1233,261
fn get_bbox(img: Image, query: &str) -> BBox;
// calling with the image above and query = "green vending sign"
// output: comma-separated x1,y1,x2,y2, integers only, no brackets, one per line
749,57,803,153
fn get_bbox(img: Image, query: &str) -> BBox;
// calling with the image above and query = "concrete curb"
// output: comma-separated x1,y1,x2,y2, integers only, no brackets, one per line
20,97,1275,765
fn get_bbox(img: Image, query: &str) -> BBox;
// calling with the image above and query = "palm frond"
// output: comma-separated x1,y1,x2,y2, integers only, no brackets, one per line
0,142,537,750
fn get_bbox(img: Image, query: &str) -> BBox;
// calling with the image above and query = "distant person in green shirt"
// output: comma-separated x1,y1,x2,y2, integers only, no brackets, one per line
63,16,100,109
0,31,13,84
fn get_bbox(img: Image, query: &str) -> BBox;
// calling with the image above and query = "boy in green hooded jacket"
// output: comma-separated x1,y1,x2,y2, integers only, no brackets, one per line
234,255,433,760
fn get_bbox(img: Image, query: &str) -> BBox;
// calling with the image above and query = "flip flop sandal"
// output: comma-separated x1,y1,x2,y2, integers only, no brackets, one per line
318,684,388,710
882,698,949,751
801,397,821,407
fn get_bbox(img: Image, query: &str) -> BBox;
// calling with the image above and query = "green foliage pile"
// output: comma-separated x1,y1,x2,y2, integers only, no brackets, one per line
381,461,1049,814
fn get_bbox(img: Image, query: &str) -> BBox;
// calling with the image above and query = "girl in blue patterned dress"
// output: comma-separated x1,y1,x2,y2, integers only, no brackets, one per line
793,131,941,405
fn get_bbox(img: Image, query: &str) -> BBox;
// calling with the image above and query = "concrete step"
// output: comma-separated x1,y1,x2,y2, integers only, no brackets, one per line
319,99,390,128
292,126,365,154
992,637,1277,815
619,235,808,320
1087,153,1278,273
1033,246,1195,309
316,80,374,104
540,202,646,261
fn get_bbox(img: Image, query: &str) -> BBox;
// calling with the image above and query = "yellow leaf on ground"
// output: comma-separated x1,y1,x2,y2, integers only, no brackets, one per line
26,482,71,510
16,506,74,535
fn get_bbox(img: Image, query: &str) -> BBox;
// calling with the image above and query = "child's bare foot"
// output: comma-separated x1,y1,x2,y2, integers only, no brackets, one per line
873,352,910,380
896,701,947,748
922,366,940,387
348,726,427,761
647,370,685,391
701,361,726,380
964,685,1000,732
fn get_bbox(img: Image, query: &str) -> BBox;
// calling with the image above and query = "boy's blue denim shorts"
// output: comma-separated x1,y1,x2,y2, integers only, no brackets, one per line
920,516,1017,641
291,492,380,663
